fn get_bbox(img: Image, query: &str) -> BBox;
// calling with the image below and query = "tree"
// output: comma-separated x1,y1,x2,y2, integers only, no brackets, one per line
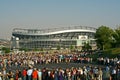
19,48,28,52
112,27,120,47
95,26,113,50
70,45,74,50
82,42,92,51
57,45,60,50
2,47,10,53
33,48,39,51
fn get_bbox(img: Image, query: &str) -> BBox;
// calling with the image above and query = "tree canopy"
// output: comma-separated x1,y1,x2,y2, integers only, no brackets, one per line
82,42,92,51
2,47,10,53
95,25,113,50
112,27,120,47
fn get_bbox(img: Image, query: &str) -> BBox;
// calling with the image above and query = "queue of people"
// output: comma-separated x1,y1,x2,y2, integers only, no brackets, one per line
0,51,119,80
0,65,120,80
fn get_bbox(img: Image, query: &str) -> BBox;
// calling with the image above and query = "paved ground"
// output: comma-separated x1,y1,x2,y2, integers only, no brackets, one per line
35,62,105,69
6,62,105,72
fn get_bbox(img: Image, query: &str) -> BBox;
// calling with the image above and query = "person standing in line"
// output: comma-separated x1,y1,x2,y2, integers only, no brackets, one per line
18,70,22,80
54,69,59,80
111,67,117,80
38,69,42,80
22,68,27,80
103,66,110,80
32,68,38,80
15,69,19,80
7,70,14,80
1,67,7,80
58,68,64,80
98,67,103,80
50,70,55,80
27,66,33,80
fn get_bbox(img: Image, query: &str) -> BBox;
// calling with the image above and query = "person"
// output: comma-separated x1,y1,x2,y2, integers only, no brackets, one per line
64,68,69,80
27,66,33,80
58,68,64,80
0,72,2,80
7,70,14,80
98,67,103,80
54,69,59,80
111,67,117,80
15,69,22,80
18,70,22,80
93,67,99,80
38,69,42,80
103,67,110,80
15,69,19,80
22,68,27,80
50,70,55,80
32,68,38,80
42,68,49,80
1,67,7,80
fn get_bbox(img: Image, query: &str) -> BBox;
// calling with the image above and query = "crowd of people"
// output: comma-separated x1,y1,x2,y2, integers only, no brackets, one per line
0,65,120,80
0,52,94,68
0,51,119,80
97,57,119,66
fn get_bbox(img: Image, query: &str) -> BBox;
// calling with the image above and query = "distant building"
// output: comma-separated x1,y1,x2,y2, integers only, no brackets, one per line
11,26,97,50
0,39,10,49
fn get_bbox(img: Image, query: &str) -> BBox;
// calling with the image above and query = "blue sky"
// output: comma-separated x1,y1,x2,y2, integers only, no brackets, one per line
0,0,120,39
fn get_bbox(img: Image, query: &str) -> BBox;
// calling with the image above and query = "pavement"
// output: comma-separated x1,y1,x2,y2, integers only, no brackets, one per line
5,62,105,73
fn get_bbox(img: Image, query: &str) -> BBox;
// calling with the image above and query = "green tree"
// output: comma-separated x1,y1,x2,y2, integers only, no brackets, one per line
82,42,92,51
57,45,60,50
70,45,74,50
33,48,39,51
112,27,120,47
2,47,10,53
95,26,113,50
19,48,28,52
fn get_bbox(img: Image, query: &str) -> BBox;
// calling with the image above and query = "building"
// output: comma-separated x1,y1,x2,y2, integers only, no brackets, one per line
0,39,10,49
11,26,97,50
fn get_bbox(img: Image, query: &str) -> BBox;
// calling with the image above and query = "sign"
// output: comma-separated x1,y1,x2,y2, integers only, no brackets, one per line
79,35,88,40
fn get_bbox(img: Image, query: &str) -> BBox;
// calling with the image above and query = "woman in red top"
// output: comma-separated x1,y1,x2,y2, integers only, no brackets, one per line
22,68,27,80
32,68,38,80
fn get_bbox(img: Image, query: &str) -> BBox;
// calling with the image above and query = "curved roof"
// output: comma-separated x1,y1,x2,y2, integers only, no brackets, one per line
12,26,96,35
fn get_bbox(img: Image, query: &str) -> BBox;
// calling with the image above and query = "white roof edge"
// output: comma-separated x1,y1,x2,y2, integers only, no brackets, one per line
41,29,96,35
13,29,96,35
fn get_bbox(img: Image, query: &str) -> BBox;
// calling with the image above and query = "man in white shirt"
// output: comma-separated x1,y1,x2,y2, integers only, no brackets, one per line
27,66,33,80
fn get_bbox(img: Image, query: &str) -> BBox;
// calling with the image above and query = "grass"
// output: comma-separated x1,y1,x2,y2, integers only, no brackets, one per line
87,48,120,59
103,48,120,58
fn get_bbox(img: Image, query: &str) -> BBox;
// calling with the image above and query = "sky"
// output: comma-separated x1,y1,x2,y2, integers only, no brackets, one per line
0,0,120,39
